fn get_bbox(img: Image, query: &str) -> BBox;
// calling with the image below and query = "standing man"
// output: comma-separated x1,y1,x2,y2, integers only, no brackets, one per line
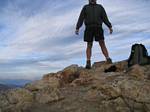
75,0,113,69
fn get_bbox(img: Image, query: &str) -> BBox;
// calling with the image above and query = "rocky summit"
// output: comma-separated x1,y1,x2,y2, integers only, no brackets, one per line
0,60,150,112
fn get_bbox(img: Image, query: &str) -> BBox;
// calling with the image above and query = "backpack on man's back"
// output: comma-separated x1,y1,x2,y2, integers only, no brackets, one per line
128,44,150,67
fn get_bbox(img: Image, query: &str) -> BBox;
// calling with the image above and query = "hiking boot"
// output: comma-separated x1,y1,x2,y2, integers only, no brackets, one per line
85,60,91,69
106,58,112,64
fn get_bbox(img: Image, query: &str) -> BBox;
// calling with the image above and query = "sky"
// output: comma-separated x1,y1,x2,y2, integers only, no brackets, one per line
0,0,150,81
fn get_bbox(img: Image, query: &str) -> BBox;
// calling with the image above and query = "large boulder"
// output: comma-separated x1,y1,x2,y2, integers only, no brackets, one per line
6,88,34,104
35,87,64,104
119,79,150,103
60,64,80,84
114,60,128,72
127,64,145,80
70,68,95,87
25,77,61,91
99,97,131,112
83,80,121,103
92,61,113,72
0,88,34,112
0,92,9,109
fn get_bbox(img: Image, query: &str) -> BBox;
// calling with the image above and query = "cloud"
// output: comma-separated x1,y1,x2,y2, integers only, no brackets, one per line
0,0,150,80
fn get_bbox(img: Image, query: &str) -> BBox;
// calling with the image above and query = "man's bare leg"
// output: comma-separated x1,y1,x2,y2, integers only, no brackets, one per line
86,42,93,69
86,42,93,61
99,40,112,63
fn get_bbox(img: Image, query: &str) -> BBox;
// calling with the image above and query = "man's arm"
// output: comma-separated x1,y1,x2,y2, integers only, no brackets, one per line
75,6,85,35
101,6,113,34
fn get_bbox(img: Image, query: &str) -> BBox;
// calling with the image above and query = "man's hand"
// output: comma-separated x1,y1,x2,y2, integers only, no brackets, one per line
75,29,79,35
109,27,113,34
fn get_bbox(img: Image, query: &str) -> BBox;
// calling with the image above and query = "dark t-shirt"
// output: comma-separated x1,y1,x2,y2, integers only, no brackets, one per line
76,4,112,29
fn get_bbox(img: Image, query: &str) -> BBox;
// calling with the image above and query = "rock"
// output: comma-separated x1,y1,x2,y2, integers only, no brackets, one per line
105,73,124,82
119,79,150,103
35,87,64,104
77,68,91,78
60,64,80,84
104,60,128,73
99,97,131,112
83,89,107,102
25,77,60,91
127,64,145,80
15,102,33,112
91,81,121,100
114,60,128,72
104,65,117,72
148,74,150,80
0,60,150,112
122,99,149,112
92,61,113,72
145,104,150,112
70,68,95,86
42,73,57,80
0,88,34,112
6,88,34,104
71,77,94,87
0,92,9,109
25,80,47,91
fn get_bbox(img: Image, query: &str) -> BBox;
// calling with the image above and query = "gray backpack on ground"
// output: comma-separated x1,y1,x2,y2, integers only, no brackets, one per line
128,44,150,67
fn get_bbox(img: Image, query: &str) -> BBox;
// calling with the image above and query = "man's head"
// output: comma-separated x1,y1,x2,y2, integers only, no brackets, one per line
89,0,97,4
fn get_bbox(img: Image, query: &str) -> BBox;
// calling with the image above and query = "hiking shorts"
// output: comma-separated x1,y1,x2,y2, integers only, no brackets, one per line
84,26,104,42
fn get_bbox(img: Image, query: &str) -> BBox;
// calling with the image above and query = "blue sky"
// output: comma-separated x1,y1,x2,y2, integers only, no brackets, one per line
0,0,150,81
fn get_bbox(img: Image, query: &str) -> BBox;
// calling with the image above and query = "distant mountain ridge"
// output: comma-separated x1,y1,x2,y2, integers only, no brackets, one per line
0,84,12,91
0,79,32,92
0,83,22,91
0,80,33,92
0,79,32,87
